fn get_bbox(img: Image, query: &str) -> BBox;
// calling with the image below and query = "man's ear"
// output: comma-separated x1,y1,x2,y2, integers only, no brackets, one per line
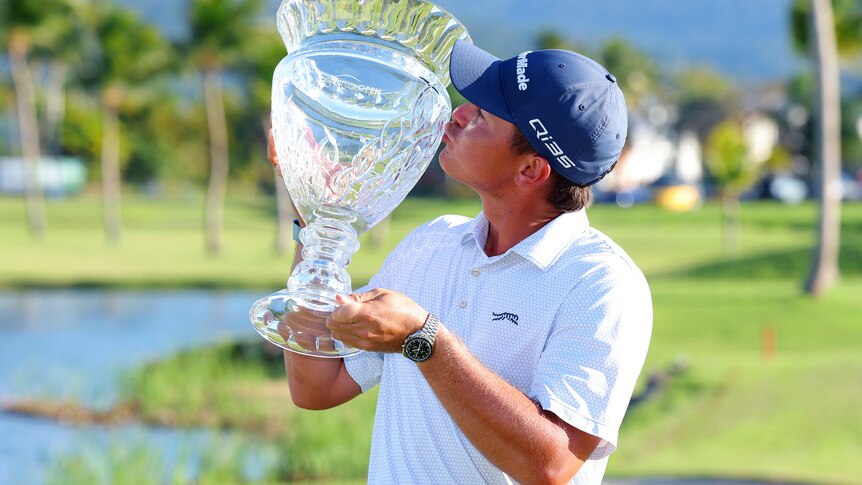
515,154,553,187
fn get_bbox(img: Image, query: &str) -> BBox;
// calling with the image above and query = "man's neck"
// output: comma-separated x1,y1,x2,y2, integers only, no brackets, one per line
480,198,561,257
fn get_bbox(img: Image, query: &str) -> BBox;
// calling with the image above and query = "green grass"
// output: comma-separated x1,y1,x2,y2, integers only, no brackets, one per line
612,278,862,484
117,341,376,481
0,192,479,289
2,192,860,289
40,337,375,483
5,193,862,483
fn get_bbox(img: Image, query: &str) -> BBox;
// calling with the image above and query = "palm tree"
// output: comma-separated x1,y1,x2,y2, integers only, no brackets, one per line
791,0,862,295
186,0,264,256
598,37,661,110
673,68,740,145
40,1,89,157
0,0,70,238
77,2,173,244
536,33,660,110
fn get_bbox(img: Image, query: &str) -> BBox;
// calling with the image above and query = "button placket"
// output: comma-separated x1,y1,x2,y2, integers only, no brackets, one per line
459,260,485,312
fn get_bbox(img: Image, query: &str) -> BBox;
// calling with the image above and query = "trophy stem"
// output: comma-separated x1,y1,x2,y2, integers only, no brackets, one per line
289,213,360,308
249,208,363,357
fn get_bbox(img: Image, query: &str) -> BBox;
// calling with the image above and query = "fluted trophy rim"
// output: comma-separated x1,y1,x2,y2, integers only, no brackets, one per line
275,0,472,86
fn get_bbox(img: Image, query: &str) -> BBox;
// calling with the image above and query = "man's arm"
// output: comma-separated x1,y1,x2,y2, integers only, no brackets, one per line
419,325,600,485
268,126,361,410
329,289,600,484
281,238,362,410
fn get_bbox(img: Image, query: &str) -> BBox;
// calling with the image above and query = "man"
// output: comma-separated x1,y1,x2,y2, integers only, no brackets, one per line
274,40,652,484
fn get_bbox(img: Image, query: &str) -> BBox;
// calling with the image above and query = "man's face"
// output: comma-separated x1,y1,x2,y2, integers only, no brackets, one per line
439,102,521,192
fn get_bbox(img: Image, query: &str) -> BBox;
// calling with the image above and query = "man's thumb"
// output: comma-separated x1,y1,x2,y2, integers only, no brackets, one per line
337,289,379,305
332,292,367,323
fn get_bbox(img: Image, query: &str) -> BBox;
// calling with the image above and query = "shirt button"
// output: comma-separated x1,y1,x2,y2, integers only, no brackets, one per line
459,300,468,309
470,269,481,277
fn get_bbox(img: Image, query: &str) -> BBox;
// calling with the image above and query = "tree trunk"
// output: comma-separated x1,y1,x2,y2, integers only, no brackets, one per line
804,0,842,296
720,192,741,256
101,94,123,245
9,43,47,239
203,69,230,256
44,61,67,156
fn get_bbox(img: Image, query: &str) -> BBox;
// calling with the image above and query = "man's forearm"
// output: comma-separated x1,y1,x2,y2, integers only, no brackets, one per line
417,326,598,485
282,240,361,409
284,351,358,409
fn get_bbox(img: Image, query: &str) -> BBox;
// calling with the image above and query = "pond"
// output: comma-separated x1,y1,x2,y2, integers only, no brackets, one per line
0,289,267,485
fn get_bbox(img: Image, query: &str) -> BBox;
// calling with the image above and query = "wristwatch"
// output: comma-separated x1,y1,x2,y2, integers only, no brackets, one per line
402,313,440,362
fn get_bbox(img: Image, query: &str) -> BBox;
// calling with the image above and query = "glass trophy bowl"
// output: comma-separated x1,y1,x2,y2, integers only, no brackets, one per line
249,0,471,357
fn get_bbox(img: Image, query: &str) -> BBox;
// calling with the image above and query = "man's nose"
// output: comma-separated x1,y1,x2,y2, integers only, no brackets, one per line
451,103,474,126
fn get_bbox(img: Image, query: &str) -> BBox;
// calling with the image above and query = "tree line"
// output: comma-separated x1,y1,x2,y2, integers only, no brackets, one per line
2,0,279,253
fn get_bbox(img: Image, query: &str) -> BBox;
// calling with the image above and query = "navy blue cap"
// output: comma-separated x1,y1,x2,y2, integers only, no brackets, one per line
449,39,628,186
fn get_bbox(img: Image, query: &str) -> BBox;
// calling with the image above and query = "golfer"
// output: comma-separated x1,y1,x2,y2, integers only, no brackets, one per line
274,39,652,484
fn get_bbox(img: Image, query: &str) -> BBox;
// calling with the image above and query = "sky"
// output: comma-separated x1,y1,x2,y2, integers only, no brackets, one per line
117,0,809,83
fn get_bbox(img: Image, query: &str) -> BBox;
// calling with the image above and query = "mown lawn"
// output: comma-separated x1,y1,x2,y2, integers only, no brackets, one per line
3,193,861,483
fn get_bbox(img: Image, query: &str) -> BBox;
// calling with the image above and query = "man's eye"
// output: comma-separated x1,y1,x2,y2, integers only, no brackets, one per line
477,107,484,117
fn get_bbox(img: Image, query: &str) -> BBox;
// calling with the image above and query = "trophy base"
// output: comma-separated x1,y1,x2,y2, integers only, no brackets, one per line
249,289,361,358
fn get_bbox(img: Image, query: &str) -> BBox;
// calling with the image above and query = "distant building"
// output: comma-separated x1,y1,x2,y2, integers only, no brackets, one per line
743,112,780,164
599,118,675,193
675,130,703,184
0,157,86,197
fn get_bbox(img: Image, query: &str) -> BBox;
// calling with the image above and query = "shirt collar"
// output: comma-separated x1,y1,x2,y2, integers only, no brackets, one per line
461,210,590,270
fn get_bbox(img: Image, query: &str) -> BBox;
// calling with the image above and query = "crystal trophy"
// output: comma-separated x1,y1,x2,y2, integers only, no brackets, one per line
249,0,471,357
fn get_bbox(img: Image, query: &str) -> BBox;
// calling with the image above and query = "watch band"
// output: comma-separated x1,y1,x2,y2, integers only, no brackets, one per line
420,313,441,346
292,219,302,243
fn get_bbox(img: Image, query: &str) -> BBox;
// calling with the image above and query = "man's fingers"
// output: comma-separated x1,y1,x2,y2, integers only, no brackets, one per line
330,289,383,323
330,298,362,324
267,128,279,169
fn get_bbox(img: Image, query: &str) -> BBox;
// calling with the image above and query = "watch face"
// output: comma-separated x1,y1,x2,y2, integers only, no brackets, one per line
404,338,433,362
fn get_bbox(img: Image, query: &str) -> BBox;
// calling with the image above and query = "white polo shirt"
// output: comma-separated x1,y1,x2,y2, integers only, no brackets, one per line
345,210,652,484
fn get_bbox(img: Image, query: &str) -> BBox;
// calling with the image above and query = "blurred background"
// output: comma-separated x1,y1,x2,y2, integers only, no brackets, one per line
1,0,860,484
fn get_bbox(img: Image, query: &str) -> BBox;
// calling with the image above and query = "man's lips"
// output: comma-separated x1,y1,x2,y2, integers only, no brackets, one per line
442,123,455,144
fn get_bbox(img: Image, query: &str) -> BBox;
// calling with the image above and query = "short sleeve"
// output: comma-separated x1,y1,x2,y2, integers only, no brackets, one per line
529,261,652,460
344,349,384,393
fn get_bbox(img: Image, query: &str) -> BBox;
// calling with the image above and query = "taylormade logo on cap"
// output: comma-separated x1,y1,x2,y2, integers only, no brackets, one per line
515,51,531,91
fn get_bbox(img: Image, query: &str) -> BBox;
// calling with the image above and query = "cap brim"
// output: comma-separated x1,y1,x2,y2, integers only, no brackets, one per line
449,39,513,122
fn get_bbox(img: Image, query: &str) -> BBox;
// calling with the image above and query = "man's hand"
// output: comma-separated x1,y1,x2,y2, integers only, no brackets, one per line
327,289,428,353
268,126,305,226
274,307,337,354
268,127,280,173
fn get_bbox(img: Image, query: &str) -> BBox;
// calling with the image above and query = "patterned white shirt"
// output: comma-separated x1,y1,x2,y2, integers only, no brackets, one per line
345,209,652,484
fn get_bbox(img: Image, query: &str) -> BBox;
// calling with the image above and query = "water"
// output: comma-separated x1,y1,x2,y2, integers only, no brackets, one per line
0,290,266,485
0,290,806,485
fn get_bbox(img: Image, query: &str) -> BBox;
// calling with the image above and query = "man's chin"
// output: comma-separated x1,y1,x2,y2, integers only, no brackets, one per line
438,148,454,174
